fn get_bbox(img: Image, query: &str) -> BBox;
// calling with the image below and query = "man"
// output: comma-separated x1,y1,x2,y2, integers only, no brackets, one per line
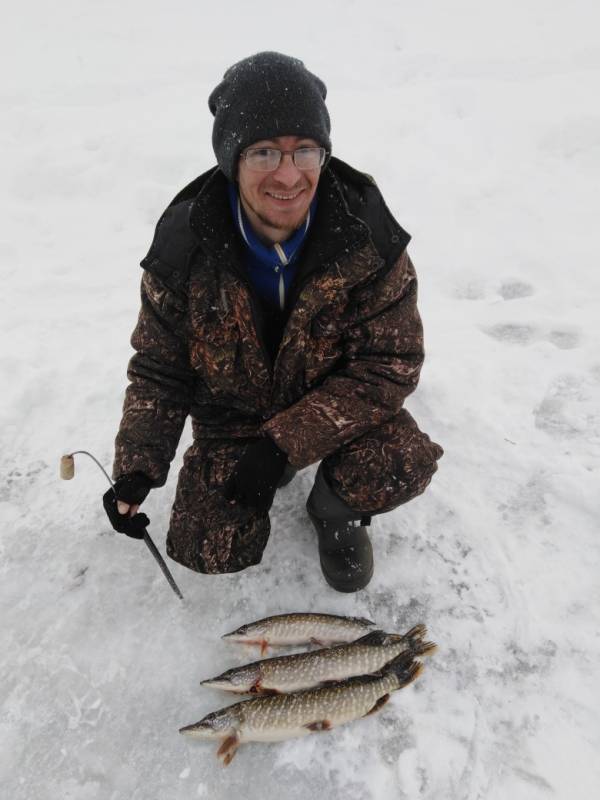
103,51,443,592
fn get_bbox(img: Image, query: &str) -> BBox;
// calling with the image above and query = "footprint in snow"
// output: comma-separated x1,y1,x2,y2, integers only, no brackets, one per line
534,372,599,439
454,278,535,302
498,280,535,300
484,323,536,345
546,329,580,350
483,324,580,349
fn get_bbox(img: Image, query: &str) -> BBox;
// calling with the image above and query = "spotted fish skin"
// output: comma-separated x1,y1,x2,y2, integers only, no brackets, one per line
204,627,435,694
235,666,418,742
180,652,425,763
221,612,377,651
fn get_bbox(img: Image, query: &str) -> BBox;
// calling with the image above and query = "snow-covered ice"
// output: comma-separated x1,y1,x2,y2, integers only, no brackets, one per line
1,1,599,798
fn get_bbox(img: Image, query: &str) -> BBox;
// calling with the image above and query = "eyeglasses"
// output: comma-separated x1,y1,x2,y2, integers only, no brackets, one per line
240,146,327,172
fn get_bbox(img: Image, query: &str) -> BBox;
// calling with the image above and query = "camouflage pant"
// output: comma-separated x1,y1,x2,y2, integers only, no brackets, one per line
166,409,443,574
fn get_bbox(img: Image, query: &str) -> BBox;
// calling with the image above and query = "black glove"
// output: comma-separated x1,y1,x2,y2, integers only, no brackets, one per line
224,438,288,512
103,471,153,539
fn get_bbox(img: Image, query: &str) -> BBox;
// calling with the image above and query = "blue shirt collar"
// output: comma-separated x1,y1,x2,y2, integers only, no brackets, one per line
227,182,317,268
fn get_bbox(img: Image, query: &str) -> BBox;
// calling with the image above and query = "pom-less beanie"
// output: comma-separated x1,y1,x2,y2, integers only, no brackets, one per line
208,51,332,182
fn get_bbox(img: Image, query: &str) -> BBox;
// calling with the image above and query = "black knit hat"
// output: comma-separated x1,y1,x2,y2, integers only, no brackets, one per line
208,51,331,182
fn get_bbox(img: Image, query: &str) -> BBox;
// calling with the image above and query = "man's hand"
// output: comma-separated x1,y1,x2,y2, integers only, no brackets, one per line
224,438,288,512
103,471,154,539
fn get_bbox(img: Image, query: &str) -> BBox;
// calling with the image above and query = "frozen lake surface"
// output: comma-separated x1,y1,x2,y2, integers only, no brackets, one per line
1,1,599,797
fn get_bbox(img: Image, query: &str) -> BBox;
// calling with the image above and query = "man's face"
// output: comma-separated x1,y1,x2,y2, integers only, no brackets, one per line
237,135,322,243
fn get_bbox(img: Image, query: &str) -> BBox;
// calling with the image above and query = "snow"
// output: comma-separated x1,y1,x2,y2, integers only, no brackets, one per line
2,0,599,798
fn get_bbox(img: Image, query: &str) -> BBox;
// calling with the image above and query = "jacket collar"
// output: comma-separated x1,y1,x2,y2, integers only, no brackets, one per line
188,161,375,285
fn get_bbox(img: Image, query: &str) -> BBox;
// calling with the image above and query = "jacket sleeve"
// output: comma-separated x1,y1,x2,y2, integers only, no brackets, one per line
262,249,424,469
112,269,195,487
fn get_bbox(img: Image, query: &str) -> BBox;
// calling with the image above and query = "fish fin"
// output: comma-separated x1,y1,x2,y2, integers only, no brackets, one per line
364,693,390,716
354,616,376,626
305,720,332,732
367,670,385,679
398,659,424,688
260,640,269,656
403,624,427,641
411,640,438,658
310,637,327,647
353,630,388,645
250,682,279,696
217,734,240,766
383,652,425,687
237,639,268,653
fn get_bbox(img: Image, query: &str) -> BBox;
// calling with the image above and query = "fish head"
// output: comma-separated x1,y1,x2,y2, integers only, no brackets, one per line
200,663,261,692
221,621,267,644
221,624,250,643
179,707,240,740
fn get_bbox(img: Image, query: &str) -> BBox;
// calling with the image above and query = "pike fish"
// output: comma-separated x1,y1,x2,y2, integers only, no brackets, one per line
181,651,424,765
221,612,378,654
203,626,435,694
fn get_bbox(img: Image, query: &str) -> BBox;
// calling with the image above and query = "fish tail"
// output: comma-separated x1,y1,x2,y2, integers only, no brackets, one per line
384,652,424,688
410,639,438,658
403,623,427,641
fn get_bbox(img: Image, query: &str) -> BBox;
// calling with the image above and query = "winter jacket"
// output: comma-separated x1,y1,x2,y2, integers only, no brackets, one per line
112,156,425,487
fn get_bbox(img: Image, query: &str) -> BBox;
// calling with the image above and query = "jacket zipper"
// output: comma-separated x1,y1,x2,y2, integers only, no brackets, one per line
272,242,288,311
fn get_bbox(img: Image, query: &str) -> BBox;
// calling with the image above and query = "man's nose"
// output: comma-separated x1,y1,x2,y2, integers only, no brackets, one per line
271,153,303,186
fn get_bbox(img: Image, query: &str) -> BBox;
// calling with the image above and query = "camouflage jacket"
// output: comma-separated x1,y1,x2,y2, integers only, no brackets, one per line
112,157,425,486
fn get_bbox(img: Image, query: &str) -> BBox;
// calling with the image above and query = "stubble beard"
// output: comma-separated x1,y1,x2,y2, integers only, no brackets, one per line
255,206,290,232
242,188,308,238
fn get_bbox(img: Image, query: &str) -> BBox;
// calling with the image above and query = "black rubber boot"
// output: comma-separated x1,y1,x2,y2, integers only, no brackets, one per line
278,462,298,488
306,466,374,592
